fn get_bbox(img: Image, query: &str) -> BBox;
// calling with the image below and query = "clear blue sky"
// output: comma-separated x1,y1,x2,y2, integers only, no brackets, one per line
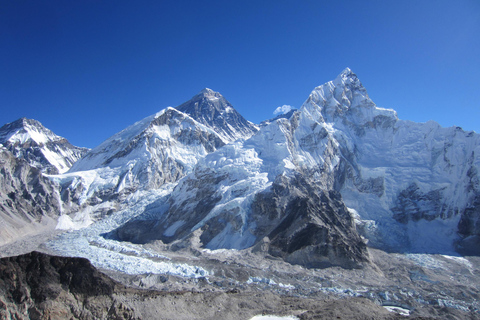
1,0,479,148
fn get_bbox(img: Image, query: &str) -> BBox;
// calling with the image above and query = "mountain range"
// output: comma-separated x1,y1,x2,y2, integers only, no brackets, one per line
1,67,479,267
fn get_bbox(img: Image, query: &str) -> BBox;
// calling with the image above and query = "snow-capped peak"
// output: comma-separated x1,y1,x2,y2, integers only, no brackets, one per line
333,67,366,93
0,117,59,145
191,88,225,104
197,88,219,98
0,118,88,174
176,89,258,143
301,68,397,126
337,67,354,79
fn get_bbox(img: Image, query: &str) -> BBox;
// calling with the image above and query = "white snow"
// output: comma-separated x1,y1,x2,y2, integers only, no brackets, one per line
151,69,480,254
185,141,273,241
62,106,225,203
55,202,112,230
247,276,277,285
5,121,51,145
41,147,71,173
278,283,296,290
292,70,480,253
55,215,76,230
55,211,92,230
246,277,295,290
441,254,473,269
383,306,411,316
405,253,445,270
163,220,185,237
69,111,161,172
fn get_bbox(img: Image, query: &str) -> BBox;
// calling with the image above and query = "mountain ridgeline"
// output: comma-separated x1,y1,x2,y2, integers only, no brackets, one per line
1,68,480,269
0,118,88,175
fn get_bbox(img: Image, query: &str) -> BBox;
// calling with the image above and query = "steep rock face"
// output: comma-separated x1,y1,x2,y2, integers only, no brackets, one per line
0,119,86,245
456,165,480,255
175,88,258,143
0,148,61,245
0,118,88,174
457,194,480,255
0,251,136,320
252,174,369,269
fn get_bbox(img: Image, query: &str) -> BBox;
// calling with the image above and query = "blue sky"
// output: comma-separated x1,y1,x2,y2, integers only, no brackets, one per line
1,0,479,148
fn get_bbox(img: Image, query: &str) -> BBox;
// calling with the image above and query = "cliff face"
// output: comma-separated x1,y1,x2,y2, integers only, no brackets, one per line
0,149,62,246
0,251,136,320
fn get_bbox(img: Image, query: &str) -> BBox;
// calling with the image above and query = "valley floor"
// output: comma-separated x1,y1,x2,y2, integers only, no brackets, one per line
1,225,479,319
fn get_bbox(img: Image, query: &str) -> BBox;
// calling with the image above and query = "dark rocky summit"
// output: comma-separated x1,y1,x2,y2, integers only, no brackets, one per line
175,88,258,142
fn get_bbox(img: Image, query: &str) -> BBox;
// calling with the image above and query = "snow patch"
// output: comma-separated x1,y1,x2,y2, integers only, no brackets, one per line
163,220,185,237
246,276,294,289
55,208,93,230
55,215,76,230
405,254,445,270
247,276,277,285
383,306,411,316
441,255,473,269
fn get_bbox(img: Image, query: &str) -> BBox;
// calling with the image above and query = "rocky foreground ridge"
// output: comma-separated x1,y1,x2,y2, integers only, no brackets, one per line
2,251,478,320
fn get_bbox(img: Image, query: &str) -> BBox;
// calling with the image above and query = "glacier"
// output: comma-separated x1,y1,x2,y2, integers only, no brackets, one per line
47,186,209,278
